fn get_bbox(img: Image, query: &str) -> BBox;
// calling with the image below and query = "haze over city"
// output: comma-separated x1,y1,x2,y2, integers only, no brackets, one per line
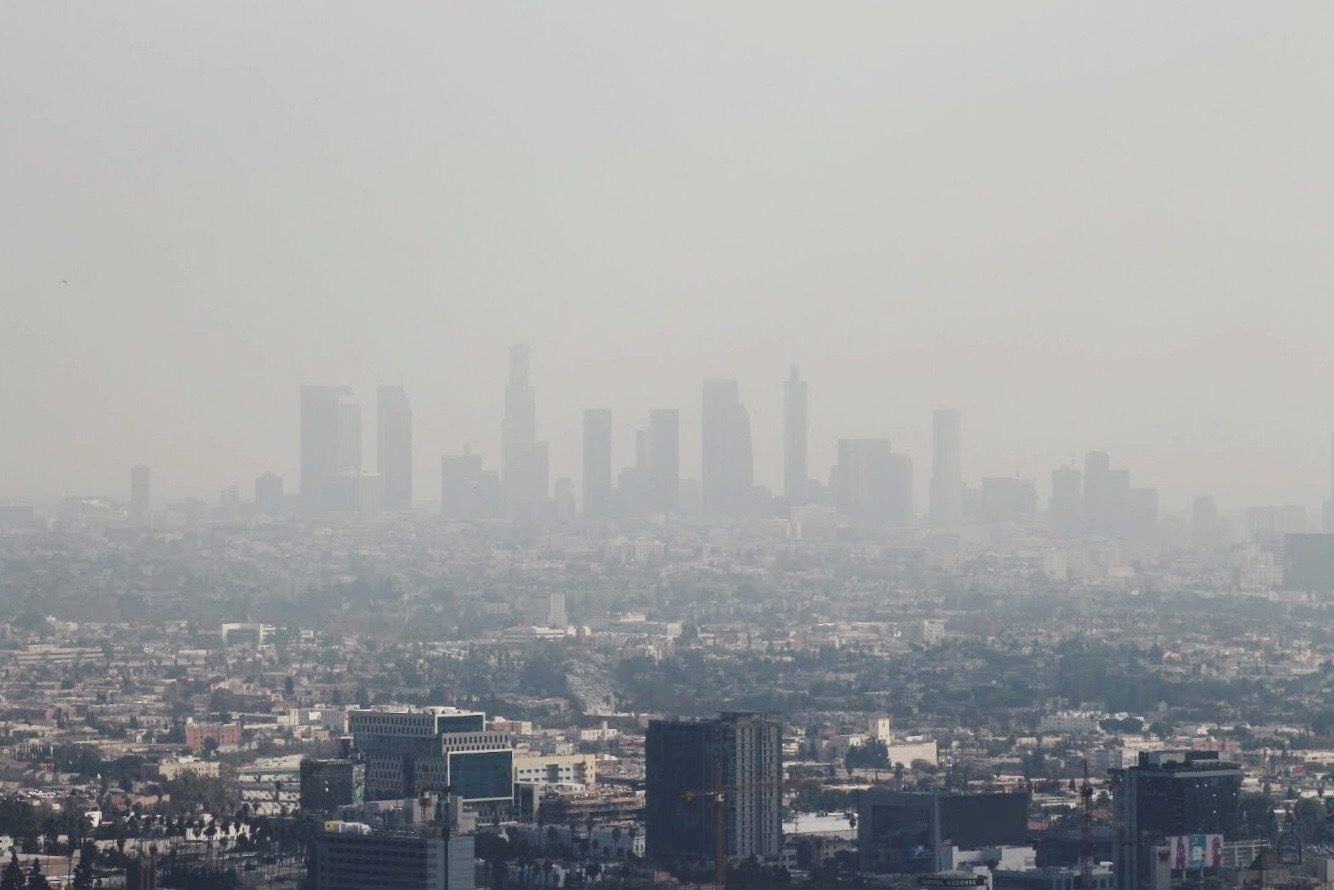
5,3,1334,510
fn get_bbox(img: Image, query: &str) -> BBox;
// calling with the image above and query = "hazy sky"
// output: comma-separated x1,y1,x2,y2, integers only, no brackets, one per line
4,3,1334,512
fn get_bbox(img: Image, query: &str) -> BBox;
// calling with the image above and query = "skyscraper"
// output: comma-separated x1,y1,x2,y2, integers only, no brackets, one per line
647,408,680,514
501,345,536,484
701,379,754,517
1111,751,1241,890
582,409,612,519
300,385,358,509
130,465,150,527
1049,465,1082,534
376,386,412,511
645,712,782,864
1324,433,1334,533
929,409,962,526
506,440,549,524
834,439,913,526
255,471,284,515
441,449,500,521
783,365,808,505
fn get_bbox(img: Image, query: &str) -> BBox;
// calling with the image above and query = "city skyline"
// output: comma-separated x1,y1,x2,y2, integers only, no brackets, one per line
11,351,1334,520
5,5,1334,509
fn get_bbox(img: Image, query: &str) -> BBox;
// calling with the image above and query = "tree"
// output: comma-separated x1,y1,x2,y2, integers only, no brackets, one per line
1,854,23,890
72,842,96,890
25,859,49,890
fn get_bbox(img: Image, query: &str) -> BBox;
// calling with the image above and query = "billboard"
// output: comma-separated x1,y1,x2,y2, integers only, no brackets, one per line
1169,834,1223,870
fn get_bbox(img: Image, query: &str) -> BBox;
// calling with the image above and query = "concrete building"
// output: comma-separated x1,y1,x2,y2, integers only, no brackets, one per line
313,824,474,890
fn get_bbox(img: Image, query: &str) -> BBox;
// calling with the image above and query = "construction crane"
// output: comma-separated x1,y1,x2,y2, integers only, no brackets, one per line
680,776,784,890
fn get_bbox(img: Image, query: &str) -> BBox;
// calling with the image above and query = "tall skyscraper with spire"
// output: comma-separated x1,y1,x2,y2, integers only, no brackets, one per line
929,408,962,526
376,385,412,511
783,364,808,504
701,379,754,517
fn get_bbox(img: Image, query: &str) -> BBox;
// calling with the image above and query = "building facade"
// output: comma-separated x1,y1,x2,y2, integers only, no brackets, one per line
645,711,782,864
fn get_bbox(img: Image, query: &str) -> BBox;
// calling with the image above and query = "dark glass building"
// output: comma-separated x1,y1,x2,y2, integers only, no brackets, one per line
645,712,782,864
1110,750,1242,890
856,790,1029,874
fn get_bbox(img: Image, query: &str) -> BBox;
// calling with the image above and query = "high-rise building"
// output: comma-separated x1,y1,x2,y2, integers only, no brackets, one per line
130,465,150,527
255,472,284,515
1324,433,1334,533
783,365,808,505
1110,751,1241,890
833,439,913,525
1192,494,1221,547
506,440,549,524
582,409,613,519
301,385,360,508
377,386,412,511
1049,465,1082,534
1082,450,1131,535
441,450,499,521
501,345,536,484
929,409,962,527
647,408,680,514
645,712,782,864
979,476,1037,524
701,379,754,517
348,707,513,808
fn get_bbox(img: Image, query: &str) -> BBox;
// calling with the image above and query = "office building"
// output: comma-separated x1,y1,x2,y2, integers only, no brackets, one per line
701,379,754,517
1110,751,1241,890
856,790,1029,874
130,465,150,527
647,408,680,514
348,707,513,809
582,409,613,519
645,711,782,863
501,344,536,484
300,758,366,813
1049,465,1082,534
833,439,913,526
1082,451,1129,536
929,409,962,526
1325,434,1334,533
505,440,549,524
1283,533,1334,591
313,825,474,890
301,385,361,508
377,386,413,511
255,472,284,515
980,476,1038,524
440,450,499,521
784,365,808,504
